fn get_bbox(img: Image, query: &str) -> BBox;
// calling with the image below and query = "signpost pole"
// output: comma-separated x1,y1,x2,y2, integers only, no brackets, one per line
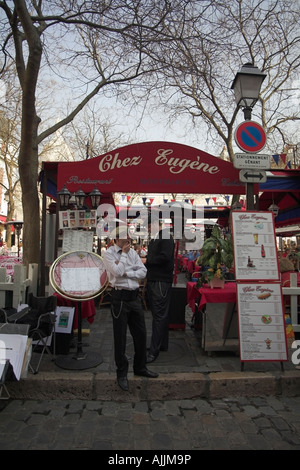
246,183,254,210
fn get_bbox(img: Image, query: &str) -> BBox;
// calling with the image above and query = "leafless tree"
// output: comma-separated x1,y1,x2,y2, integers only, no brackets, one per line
142,0,300,160
0,0,182,266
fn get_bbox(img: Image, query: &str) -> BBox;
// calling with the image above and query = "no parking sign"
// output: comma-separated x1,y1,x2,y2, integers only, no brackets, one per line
235,121,266,153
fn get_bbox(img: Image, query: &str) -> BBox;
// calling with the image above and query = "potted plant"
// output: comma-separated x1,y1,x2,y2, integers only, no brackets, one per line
196,225,233,288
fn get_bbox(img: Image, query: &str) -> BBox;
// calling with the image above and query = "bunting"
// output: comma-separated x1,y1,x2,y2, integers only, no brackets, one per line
272,153,288,166
205,198,210,204
281,154,287,165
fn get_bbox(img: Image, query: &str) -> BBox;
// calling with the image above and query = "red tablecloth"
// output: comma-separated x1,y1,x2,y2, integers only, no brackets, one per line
54,293,96,330
187,260,195,274
187,282,237,311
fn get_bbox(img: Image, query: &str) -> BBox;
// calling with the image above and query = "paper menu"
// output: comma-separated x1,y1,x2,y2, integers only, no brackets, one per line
0,334,28,380
62,230,94,253
237,282,288,362
231,211,279,281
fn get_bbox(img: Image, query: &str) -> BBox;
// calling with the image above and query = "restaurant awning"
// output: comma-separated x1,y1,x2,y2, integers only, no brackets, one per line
258,169,300,229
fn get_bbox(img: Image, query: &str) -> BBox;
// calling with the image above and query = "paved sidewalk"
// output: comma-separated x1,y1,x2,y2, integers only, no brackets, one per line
3,299,300,401
1,395,300,450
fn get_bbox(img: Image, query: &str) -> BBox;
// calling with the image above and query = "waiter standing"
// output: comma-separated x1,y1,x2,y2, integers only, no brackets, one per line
102,225,158,391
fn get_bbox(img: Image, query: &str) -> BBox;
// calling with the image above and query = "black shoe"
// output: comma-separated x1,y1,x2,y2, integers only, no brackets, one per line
134,369,159,378
146,353,158,363
117,377,129,391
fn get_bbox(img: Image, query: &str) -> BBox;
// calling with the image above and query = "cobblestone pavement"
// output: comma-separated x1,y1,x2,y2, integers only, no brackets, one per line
1,395,300,450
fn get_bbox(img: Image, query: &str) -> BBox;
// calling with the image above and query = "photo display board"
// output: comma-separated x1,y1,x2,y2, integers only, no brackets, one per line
237,282,288,362
59,209,97,229
231,211,279,281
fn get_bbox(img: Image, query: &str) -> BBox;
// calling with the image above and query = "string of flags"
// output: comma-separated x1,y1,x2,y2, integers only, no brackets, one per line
272,154,292,169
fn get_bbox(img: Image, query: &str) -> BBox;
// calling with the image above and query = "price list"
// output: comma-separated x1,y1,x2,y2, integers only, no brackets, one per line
237,283,288,361
231,211,279,281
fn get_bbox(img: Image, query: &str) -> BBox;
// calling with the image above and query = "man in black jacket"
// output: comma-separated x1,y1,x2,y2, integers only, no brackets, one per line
145,213,175,363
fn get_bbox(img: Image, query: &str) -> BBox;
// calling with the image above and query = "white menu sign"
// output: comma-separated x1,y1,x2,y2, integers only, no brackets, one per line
62,230,94,253
231,211,279,281
237,282,288,362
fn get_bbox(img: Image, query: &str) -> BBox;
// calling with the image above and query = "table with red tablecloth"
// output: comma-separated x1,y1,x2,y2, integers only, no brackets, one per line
54,293,96,330
187,281,237,309
186,282,238,352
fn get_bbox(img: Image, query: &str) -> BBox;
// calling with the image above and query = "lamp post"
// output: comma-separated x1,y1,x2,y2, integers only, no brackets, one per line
6,221,23,257
231,63,266,209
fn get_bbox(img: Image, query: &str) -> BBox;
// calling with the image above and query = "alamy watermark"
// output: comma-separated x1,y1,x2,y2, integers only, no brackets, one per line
291,340,300,365
96,202,207,249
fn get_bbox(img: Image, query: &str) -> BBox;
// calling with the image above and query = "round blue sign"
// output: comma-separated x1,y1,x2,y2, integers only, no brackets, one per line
235,121,266,153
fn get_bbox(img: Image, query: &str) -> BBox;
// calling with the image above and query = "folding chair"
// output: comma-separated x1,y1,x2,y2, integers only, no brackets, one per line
4,294,57,374
139,279,148,310
98,284,112,308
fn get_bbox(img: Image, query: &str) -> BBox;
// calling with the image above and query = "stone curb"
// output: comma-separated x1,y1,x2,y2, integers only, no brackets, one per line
5,370,300,401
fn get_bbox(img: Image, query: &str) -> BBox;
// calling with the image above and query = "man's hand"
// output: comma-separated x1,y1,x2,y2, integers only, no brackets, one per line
122,240,130,254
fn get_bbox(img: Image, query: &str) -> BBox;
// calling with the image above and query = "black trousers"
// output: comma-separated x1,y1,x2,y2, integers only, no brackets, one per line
111,292,147,378
147,280,172,356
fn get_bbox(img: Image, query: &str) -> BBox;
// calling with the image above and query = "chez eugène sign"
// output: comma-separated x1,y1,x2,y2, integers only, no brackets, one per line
57,141,251,195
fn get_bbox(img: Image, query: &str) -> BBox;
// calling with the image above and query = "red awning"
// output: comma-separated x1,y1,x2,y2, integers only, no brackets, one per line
56,141,248,196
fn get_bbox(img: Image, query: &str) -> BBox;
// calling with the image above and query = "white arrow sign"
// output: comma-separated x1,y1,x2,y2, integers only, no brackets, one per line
239,169,267,183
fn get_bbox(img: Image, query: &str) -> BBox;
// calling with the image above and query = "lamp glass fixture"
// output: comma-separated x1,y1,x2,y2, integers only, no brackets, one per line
89,186,102,209
75,188,86,208
58,185,71,208
268,203,279,217
231,63,266,112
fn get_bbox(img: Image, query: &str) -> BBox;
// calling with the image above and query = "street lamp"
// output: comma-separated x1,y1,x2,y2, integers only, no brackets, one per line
6,221,23,257
232,63,266,210
231,63,266,120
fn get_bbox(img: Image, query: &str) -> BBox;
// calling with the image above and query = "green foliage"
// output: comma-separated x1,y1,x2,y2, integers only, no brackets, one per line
197,225,233,285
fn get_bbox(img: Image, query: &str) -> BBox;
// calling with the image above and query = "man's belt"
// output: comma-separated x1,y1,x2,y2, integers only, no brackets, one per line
111,288,139,301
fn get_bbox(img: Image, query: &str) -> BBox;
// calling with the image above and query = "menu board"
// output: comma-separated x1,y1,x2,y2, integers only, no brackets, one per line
237,282,288,362
50,251,108,300
231,211,279,281
62,230,94,253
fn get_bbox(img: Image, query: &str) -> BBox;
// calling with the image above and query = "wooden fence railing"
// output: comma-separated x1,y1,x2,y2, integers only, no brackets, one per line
282,272,300,335
0,264,38,309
